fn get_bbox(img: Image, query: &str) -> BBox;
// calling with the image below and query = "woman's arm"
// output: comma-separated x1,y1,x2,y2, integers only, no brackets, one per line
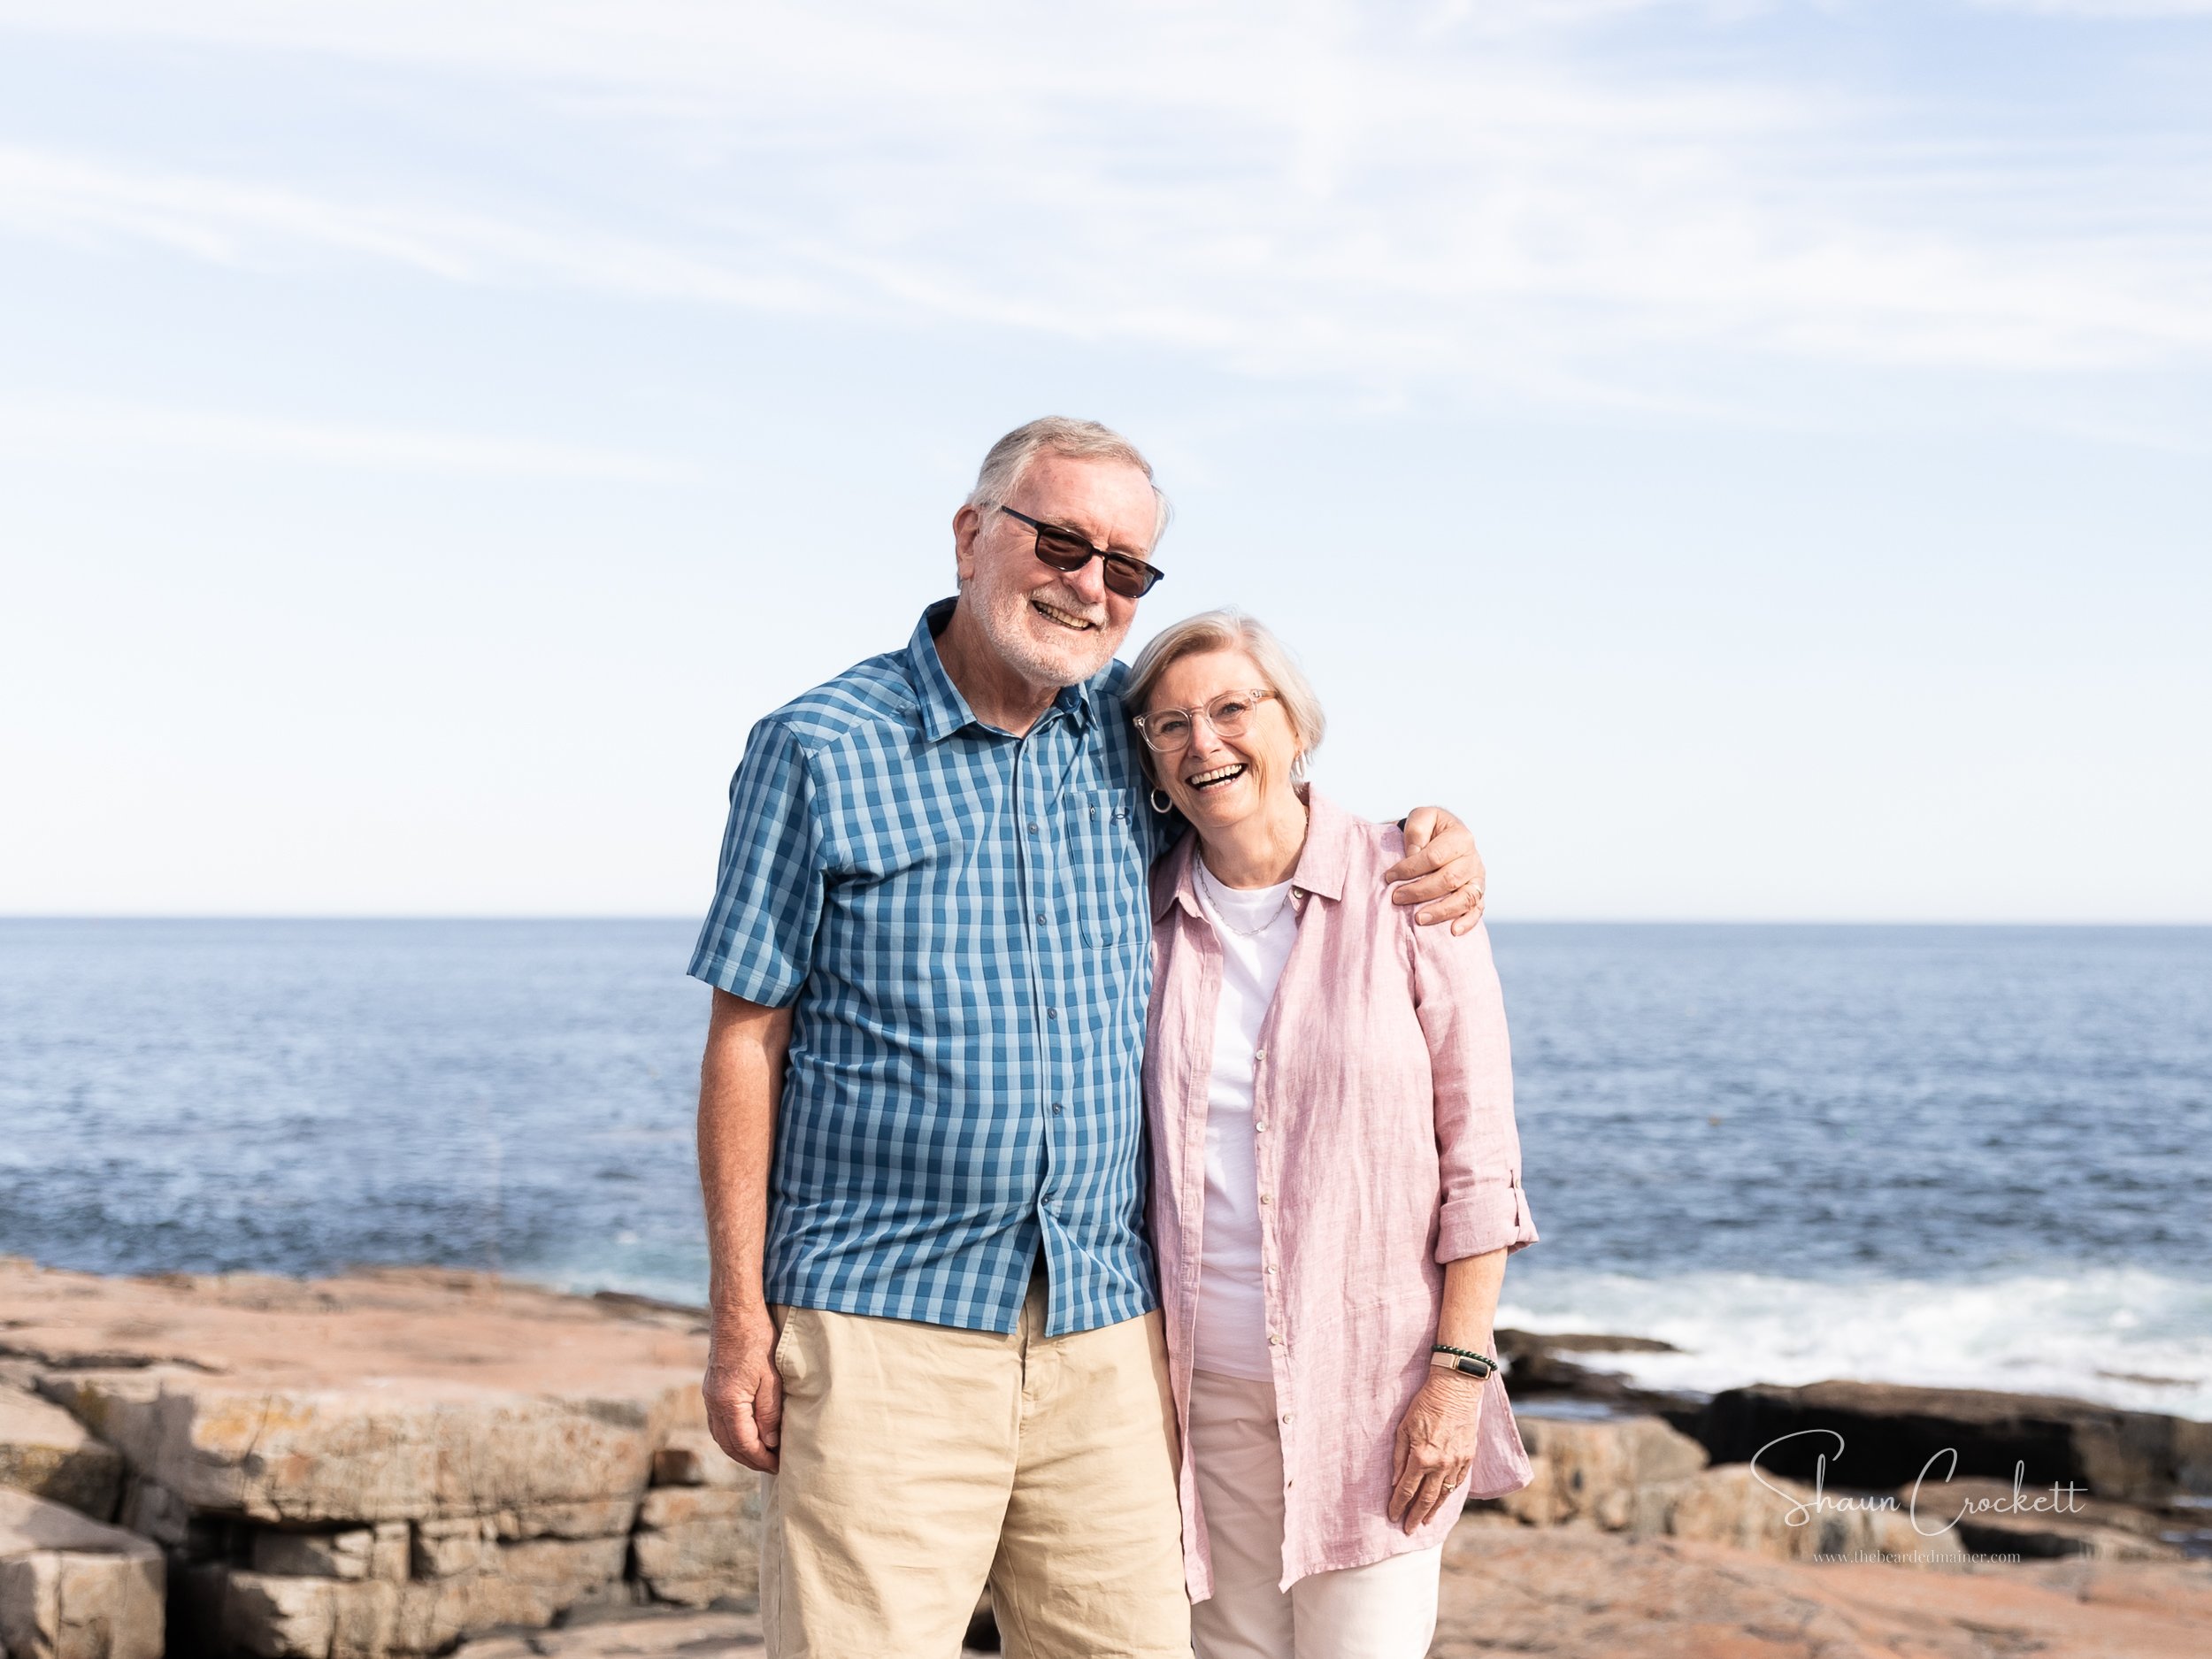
1409,918,1538,1263
1437,1243,1508,1357
1387,915,1540,1530
1389,1248,1508,1530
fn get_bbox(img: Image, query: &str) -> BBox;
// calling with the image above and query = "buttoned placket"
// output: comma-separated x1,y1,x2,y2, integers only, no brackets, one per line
1252,884,1317,1502
1011,708,1070,1332
1256,1028,1287,1508
1177,918,1224,1372
1166,872,1334,1555
1253,990,1290,1498
1276,893,1303,1455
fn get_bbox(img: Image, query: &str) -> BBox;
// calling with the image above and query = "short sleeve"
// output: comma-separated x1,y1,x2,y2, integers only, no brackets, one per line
687,718,826,1007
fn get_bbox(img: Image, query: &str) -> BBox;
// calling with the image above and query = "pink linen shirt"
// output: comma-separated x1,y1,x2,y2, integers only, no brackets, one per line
1143,788,1539,1598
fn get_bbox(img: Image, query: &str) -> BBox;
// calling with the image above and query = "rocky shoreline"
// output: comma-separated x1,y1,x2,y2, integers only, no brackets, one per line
1487,1327,2212,1561
4,1260,2208,1659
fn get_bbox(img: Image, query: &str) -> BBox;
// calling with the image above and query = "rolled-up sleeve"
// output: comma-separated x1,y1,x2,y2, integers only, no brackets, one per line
687,718,825,1007
1409,917,1538,1263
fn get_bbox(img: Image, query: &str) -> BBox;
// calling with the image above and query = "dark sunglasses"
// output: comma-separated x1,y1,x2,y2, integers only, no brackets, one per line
998,505,1166,599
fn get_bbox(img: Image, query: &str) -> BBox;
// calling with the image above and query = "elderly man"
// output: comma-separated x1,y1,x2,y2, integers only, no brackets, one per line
689,417,1485,1659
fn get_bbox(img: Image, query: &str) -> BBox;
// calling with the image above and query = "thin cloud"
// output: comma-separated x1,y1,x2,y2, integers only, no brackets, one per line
0,2,2207,399
1973,1,2212,14
0,147,837,311
0,396,694,480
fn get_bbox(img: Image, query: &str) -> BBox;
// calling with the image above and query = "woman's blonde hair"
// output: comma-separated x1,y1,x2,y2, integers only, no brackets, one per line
1122,610,1326,783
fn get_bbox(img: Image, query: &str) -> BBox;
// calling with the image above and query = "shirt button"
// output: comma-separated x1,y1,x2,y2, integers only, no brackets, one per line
1046,1007,1059,1019
1267,1333,1281,1346
1258,1194,1271,1205
1254,1048,1266,1061
1037,912,1048,925
1255,1119,1267,1132
1027,822,1041,835
1281,1413,1292,1425
1049,1102,1064,1116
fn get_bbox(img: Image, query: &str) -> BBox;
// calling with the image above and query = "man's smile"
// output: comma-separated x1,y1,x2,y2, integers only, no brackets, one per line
1032,598,1098,632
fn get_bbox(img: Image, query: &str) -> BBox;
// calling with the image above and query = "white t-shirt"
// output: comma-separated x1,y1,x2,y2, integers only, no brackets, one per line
1191,863,1299,1382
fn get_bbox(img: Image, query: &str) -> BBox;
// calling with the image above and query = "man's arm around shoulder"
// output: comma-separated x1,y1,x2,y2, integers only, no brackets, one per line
1387,806,1488,934
698,987,794,1473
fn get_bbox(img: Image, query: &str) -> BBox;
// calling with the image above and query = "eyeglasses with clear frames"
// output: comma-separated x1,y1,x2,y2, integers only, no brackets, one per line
1131,688,1277,754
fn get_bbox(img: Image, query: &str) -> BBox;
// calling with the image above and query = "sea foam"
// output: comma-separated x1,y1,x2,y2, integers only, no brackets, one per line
1500,1263,2212,1420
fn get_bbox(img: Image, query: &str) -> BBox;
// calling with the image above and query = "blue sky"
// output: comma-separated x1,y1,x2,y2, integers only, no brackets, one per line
3,1,2207,919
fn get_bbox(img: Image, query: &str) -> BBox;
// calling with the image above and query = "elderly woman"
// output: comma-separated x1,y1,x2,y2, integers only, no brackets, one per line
1125,611,1538,1659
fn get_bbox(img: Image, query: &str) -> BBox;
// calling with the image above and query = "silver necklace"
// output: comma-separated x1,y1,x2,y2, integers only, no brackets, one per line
1195,856,1294,938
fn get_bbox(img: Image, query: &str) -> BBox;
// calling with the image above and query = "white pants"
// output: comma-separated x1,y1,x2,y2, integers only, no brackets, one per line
1187,1368,1442,1659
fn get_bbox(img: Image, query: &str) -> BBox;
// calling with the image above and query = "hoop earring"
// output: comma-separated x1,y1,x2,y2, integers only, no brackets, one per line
1290,752,1309,782
1148,787,1174,815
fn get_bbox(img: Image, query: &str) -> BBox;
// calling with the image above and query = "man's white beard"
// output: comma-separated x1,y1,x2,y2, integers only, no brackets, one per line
965,574,1118,688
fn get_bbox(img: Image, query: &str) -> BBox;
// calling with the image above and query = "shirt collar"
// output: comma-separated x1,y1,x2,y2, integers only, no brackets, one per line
907,596,1096,744
1288,788,1353,902
907,598,978,743
1152,786,1354,924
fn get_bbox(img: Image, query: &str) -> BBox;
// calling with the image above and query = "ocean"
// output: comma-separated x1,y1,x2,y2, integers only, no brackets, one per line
3,918,2207,1419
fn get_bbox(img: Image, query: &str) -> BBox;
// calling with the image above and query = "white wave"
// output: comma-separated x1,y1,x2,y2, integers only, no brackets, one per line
1499,1265,2212,1421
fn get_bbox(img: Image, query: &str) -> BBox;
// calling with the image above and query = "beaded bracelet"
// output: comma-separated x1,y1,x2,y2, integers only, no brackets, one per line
1429,1343,1498,1379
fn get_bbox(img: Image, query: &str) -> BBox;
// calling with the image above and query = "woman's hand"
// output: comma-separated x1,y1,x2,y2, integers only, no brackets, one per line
1388,1371,1486,1532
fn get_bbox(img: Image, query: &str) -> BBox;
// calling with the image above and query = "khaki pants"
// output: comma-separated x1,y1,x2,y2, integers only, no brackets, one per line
760,1271,1192,1658
1187,1369,1440,1659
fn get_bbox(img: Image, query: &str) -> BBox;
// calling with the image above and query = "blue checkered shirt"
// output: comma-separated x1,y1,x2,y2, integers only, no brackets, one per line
689,599,1172,1337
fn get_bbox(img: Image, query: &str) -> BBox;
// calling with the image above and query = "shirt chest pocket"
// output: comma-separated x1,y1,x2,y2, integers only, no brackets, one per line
1063,787,1147,945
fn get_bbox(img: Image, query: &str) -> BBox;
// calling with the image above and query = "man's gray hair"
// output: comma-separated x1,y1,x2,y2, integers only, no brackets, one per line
1122,610,1327,782
966,416,1173,549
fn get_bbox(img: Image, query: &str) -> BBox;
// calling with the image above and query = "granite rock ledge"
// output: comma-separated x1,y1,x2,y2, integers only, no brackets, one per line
0,1263,757,1659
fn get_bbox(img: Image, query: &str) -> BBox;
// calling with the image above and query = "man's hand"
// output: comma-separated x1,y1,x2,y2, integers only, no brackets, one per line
703,1308,784,1473
1386,806,1487,935
1388,1371,1486,1532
